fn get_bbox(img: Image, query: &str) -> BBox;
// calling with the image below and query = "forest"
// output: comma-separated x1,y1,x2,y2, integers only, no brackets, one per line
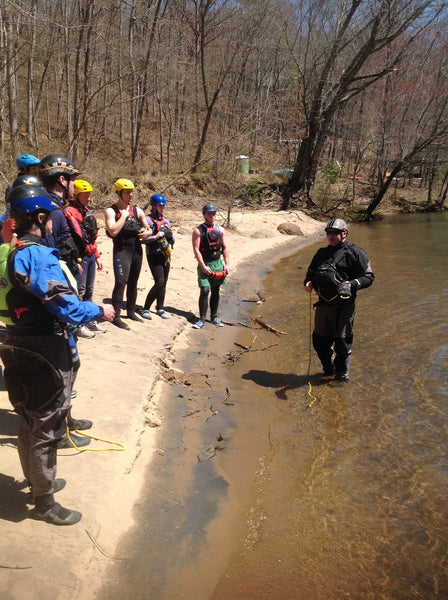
1,0,447,218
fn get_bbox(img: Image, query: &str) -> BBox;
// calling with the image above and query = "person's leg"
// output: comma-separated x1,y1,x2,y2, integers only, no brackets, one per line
30,407,67,510
333,303,355,380
199,287,210,320
16,409,32,486
76,263,87,300
112,248,132,317
126,247,143,315
156,262,170,311
312,332,336,374
63,335,92,435
83,254,96,302
333,337,352,380
144,258,165,311
210,285,221,320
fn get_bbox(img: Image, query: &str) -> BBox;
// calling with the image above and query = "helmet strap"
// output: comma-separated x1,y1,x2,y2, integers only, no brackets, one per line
35,211,50,239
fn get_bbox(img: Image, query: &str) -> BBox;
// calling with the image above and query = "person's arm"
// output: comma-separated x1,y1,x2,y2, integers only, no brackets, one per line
14,246,113,324
105,206,128,238
136,207,152,241
220,228,230,275
140,215,164,244
192,227,211,274
349,248,374,291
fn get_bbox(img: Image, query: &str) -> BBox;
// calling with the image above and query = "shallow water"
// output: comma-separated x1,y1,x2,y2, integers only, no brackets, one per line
99,213,448,599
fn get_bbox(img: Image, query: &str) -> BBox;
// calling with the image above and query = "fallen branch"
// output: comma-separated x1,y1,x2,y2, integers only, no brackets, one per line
182,409,203,418
204,405,218,422
85,529,127,560
222,387,234,405
226,341,279,363
254,317,286,335
0,564,32,570
221,320,252,328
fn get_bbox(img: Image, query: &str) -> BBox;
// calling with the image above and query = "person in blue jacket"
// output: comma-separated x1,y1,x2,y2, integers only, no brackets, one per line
0,184,115,526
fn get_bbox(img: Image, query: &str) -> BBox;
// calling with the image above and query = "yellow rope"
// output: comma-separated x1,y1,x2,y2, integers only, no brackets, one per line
64,421,126,452
316,291,339,302
307,293,318,409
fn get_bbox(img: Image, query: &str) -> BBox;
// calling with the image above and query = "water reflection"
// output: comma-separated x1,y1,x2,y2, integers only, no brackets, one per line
211,213,448,600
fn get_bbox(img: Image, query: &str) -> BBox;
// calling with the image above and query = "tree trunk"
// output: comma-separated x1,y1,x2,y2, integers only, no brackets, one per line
365,162,403,219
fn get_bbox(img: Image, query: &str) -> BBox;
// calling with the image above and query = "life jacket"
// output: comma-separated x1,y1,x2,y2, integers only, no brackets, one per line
48,195,86,276
0,240,64,330
199,223,223,261
147,215,174,246
311,245,354,302
75,204,98,245
63,208,87,257
107,204,141,241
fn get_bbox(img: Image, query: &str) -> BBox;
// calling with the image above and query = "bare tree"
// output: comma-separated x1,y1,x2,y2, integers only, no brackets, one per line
283,0,441,207
365,38,448,218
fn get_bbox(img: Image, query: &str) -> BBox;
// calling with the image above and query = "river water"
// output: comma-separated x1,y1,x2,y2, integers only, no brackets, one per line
99,212,448,600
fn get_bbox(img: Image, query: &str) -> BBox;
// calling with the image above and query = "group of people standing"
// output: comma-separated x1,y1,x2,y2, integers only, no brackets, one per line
0,152,373,529
104,179,230,330
0,153,230,527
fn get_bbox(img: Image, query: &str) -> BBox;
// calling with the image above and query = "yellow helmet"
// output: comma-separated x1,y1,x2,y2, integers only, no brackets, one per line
114,178,135,193
74,179,93,195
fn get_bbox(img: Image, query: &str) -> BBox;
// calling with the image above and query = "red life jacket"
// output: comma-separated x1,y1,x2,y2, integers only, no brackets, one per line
199,223,223,260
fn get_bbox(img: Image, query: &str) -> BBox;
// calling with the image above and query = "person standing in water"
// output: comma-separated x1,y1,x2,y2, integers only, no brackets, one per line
304,218,374,382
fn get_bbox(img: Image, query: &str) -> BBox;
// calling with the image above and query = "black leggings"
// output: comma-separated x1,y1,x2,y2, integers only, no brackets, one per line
199,286,220,320
144,254,170,311
111,243,142,315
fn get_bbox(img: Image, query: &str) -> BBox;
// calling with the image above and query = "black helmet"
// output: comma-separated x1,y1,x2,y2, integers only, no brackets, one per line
325,218,348,233
7,185,56,217
12,174,40,189
39,154,82,180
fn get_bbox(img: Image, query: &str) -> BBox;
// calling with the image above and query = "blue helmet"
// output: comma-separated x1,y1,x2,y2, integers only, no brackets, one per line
202,202,217,214
151,194,166,206
7,185,57,217
16,154,40,170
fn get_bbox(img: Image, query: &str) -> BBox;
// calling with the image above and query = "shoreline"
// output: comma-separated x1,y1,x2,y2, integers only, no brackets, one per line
0,206,323,600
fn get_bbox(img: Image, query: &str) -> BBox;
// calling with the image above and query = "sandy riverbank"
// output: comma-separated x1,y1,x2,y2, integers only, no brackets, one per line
0,204,323,600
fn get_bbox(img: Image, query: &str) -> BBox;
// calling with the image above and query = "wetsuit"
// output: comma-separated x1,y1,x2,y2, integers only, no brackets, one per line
109,204,142,317
143,212,174,312
304,241,374,379
0,235,102,513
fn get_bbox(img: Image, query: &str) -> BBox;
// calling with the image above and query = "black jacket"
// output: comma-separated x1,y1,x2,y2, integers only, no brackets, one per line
304,241,374,304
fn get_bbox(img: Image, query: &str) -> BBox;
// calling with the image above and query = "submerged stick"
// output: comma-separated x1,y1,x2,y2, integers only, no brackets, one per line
254,317,286,335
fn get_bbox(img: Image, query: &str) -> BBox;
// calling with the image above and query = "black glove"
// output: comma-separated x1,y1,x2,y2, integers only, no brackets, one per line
338,281,352,299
